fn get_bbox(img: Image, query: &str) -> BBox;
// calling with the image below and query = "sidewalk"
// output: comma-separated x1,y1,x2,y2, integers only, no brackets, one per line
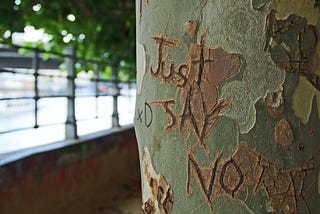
53,177,141,214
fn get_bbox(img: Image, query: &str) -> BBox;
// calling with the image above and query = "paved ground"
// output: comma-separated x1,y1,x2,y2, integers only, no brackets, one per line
53,177,142,214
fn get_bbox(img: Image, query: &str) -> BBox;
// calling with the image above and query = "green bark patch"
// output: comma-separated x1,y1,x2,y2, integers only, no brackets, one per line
201,0,285,133
292,76,320,123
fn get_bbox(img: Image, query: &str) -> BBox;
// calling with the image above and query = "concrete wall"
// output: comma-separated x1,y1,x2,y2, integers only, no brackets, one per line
0,125,140,214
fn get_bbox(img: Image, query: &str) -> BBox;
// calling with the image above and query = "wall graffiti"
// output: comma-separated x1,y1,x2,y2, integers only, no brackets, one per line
139,2,320,212
136,102,153,128
150,33,241,152
265,9,319,91
263,8,320,123
187,142,319,214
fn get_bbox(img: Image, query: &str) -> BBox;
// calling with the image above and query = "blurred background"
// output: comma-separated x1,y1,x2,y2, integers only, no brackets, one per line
0,0,136,154
0,1,140,213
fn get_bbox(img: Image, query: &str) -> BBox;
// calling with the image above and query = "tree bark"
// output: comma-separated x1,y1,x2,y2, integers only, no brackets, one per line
135,0,320,213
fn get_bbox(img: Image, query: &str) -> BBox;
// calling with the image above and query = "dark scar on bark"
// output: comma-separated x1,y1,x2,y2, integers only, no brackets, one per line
264,9,320,91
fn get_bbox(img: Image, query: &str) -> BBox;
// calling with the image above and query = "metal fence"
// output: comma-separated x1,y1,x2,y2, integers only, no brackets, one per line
0,44,135,141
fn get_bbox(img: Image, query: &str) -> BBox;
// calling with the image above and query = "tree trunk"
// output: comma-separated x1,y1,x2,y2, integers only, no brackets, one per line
135,0,320,213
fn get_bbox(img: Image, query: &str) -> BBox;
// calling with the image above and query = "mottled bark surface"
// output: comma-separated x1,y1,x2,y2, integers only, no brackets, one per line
135,0,320,213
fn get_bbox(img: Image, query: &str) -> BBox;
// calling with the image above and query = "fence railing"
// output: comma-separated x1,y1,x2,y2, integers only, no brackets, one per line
0,44,135,141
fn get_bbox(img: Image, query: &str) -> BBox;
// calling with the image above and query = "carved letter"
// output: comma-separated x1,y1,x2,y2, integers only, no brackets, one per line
187,153,220,201
145,102,153,127
151,100,176,130
220,159,244,197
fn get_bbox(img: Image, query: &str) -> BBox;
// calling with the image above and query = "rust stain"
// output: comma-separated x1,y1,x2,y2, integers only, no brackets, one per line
142,147,173,214
266,89,284,118
150,33,241,152
185,20,198,38
187,142,319,213
274,119,294,147
309,129,316,137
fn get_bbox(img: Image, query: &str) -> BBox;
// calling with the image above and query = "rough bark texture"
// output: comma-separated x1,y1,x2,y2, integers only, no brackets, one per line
135,0,320,213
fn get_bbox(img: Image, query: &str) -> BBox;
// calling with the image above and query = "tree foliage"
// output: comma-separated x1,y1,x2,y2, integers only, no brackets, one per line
0,0,135,67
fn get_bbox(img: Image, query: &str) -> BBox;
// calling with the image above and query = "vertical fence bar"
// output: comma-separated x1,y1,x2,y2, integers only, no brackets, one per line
33,49,39,128
65,47,77,139
94,63,99,119
111,65,119,127
127,67,132,94
127,67,132,113
124,67,130,113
